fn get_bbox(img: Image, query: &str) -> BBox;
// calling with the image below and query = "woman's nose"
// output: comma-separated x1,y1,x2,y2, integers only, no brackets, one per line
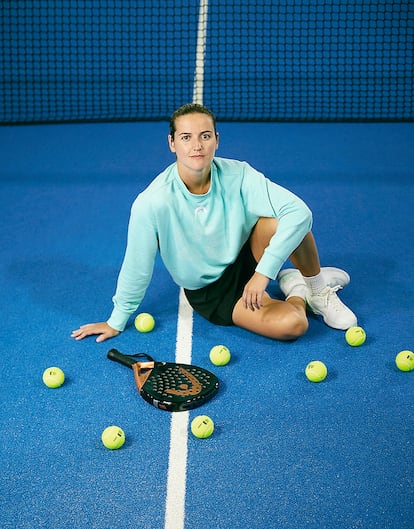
192,140,202,150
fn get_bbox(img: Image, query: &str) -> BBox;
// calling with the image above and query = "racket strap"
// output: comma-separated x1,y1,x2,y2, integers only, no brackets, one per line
129,353,154,362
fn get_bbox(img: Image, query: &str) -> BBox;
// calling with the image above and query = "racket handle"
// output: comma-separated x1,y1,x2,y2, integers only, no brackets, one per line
107,348,137,369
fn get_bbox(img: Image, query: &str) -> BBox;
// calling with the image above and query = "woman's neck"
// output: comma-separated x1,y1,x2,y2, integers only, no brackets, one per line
178,166,211,195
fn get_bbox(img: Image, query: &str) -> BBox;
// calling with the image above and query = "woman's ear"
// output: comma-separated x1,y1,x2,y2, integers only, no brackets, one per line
168,134,176,153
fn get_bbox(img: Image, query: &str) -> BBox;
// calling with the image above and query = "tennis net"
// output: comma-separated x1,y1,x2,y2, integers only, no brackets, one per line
1,0,413,123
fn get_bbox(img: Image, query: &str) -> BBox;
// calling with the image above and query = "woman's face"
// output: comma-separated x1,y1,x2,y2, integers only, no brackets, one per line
168,112,218,177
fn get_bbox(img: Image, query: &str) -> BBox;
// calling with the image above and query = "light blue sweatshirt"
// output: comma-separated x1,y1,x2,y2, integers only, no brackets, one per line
107,157,312,331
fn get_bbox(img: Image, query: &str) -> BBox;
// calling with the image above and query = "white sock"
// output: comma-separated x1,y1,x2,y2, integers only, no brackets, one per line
303,273,326,295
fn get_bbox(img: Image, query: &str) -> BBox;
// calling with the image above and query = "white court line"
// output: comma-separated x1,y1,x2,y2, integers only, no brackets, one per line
165,3,208,526
164,288,193,529
165,2,208,527
192,0,209,105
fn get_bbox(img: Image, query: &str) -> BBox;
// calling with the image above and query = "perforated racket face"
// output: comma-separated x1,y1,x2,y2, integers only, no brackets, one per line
141,362,219,411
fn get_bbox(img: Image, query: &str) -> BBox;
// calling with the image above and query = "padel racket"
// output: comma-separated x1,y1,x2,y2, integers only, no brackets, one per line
107,349,219,412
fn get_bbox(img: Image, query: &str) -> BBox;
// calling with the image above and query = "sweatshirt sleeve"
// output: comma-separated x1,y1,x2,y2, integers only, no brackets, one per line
107,197,159,331
242,164,313,279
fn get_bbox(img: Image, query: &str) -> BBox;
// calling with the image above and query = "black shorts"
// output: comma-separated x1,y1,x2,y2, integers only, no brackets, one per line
184,241,257,326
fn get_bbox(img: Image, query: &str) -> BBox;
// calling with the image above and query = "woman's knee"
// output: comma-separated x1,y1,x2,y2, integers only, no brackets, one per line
232,298,308,341
282,313,309,340
266,308,309,341
249,217,279,262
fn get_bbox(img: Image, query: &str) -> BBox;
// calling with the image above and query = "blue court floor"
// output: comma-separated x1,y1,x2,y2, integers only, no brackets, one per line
1,121,413,529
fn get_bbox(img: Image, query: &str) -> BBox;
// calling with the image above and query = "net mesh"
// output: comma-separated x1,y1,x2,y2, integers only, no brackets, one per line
1,0,413,123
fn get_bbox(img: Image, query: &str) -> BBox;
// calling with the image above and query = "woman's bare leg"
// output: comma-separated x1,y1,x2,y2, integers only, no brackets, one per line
232,217,311,340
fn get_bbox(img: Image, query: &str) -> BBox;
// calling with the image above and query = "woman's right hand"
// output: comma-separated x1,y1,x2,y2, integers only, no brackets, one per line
71,322,120,343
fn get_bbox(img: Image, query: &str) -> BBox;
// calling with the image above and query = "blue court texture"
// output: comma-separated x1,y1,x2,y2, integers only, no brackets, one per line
1,0,413,527
0,120,413,529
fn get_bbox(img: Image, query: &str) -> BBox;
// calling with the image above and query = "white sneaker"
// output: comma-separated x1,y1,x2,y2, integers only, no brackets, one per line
278,267,350,291
306,286,357,330
278,268,357,330
321,267,350,288
277,269,306,298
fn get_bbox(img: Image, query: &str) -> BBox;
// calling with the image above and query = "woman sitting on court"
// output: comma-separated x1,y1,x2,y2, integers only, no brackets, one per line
71,103,357,343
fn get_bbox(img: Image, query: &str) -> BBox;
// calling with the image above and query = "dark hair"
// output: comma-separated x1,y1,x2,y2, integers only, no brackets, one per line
169,103,217,138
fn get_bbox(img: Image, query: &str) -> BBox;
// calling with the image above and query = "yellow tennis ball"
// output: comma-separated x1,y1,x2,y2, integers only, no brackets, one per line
134,312,155,333
42,367,65,388
395,350,414,372
209,345,231,366
101,426,125,450
191,415,214,439
345,326,366,346
305,360,328,383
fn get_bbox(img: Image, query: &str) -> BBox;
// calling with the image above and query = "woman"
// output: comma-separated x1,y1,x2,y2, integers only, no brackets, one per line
71,103,356,343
